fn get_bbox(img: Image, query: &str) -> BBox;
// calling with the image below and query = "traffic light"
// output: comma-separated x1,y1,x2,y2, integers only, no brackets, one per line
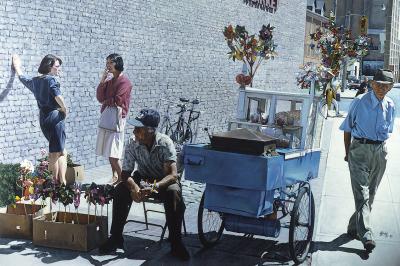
360,16,368,35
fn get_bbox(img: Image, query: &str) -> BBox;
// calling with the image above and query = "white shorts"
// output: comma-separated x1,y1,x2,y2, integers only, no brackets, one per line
95,119,126,159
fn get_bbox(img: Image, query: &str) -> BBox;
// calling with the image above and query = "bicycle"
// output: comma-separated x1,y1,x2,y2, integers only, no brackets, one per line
167,97,200,148
157,98,176,135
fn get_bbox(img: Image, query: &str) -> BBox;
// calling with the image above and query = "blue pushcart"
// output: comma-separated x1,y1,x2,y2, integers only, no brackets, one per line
183,144,321,263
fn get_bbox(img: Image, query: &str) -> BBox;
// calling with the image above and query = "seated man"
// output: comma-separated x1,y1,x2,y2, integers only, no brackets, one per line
99,108,189,261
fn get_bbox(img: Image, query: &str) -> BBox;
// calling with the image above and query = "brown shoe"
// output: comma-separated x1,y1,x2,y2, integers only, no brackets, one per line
363,240,376,252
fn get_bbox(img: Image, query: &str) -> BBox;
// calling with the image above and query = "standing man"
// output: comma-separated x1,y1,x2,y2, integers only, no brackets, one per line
99,108,189,261
355,76,369,97
340,69,396,252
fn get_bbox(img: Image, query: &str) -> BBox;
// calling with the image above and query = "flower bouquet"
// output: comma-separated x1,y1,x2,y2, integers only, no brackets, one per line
296,62,331,93
65,153,85,184
309,13,369,76
223,24,277,87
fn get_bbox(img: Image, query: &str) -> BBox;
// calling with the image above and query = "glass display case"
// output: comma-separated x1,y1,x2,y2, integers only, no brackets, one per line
229,88,319,150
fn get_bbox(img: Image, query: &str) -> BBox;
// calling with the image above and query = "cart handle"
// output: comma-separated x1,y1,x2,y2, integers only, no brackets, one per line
184,155,204,166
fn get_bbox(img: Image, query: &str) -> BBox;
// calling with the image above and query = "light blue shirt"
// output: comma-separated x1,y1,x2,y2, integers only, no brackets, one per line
340,91,395,141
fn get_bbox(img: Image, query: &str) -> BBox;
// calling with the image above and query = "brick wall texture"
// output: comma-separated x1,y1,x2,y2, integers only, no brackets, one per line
0,0,306,168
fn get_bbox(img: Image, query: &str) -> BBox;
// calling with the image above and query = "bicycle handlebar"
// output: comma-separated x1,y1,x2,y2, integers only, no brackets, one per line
179,97,200,105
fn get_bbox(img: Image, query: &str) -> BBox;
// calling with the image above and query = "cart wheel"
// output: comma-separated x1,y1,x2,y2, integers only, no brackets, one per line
289,186,315,264
198,192,224,248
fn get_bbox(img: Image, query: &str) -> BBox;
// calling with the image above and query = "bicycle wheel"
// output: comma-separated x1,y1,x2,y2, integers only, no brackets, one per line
168,121,192,145
159,120,171,135
198,192,224,248
289,186,315,264
318,100,328,119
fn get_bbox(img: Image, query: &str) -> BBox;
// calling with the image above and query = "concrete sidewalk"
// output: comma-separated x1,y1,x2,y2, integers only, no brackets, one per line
312,118,400,266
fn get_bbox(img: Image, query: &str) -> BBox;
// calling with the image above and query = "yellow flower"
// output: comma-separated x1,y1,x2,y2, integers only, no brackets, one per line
28,186,34,194
15,196,21,202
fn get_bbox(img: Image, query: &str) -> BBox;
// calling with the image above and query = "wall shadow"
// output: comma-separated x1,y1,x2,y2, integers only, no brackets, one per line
0,67,16,103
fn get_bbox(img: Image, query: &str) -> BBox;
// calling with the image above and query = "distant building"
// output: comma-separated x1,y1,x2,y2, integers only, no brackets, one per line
304,0,330,64
335,0,400,81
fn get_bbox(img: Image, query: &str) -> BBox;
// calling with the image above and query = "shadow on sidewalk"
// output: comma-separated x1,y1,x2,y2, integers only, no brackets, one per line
0,232,307,265
310,233,370,260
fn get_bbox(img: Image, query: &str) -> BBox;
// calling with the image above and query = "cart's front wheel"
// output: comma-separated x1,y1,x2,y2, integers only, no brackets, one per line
198,192,224,248
289,186,315,264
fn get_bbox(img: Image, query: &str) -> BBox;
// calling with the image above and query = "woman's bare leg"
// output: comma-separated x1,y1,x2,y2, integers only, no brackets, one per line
109,157,121,185
58,149,67,184
48,152,60,184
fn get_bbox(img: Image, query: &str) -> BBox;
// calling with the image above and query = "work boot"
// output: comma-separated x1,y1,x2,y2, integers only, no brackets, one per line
99,236,124,254
170,241,190,261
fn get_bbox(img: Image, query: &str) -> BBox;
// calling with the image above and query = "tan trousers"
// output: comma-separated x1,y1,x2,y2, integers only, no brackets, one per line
347,139,387,243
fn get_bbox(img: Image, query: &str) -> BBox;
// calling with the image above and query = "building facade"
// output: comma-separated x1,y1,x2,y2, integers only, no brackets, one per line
336,0,400,81
303,0,332,64
0,0,307,168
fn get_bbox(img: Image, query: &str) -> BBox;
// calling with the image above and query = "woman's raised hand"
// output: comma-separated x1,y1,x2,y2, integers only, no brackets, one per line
11,54,22,76
101,68,110,83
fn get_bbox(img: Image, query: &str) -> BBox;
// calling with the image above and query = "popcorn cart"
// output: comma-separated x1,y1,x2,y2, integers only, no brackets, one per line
182,89,322,264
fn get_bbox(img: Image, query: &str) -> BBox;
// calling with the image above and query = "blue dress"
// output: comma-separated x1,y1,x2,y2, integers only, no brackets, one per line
19,75,66,152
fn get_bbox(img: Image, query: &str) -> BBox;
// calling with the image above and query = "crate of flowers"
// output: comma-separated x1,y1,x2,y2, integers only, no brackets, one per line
0,157,48,239
33,182,113,251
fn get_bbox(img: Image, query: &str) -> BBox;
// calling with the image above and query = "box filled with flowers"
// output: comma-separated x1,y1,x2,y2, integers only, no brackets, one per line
0,155,48,239
33,182,113,251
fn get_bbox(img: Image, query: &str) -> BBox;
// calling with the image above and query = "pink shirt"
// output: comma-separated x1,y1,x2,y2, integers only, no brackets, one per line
96,74,132,118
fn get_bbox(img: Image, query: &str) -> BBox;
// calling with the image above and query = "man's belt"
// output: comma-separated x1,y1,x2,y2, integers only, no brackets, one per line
354,137,383,144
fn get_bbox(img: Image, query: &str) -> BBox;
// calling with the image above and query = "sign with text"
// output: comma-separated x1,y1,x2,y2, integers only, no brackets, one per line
243,0,278,13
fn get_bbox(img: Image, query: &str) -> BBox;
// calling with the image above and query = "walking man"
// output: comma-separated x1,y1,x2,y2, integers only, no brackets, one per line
340,69,396,252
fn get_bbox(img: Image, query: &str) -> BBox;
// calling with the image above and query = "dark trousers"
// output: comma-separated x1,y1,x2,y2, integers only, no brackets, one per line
110,179,186,245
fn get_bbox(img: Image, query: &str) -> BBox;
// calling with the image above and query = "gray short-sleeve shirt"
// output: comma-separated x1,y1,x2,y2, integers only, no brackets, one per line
122,132,177,180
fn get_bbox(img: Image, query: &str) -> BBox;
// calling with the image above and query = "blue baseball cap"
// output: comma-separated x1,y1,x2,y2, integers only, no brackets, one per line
127,108,160,128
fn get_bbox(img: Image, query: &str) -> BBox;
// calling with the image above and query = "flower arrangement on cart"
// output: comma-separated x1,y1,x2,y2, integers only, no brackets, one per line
223,24,277,87
297,13,369,93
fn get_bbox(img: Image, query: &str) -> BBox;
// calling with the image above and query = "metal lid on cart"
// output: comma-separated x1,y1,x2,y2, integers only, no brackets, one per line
211,128,277,155
212,128,276,142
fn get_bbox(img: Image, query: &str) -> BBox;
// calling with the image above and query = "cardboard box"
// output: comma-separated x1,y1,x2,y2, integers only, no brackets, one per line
33,212,108,251
66,164,85,184
0,203,45,239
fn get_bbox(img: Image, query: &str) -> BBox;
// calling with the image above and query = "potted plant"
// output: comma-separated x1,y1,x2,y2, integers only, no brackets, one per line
223,24,277,88
66,153,85,185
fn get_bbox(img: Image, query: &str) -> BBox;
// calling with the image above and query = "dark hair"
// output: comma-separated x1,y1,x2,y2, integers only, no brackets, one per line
37,54,62,74
106,53,124,71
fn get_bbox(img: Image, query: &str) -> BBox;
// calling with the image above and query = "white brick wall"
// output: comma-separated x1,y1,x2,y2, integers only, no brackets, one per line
0,0,306,168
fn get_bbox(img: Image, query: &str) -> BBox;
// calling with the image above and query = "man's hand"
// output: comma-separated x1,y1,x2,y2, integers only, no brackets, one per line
130,187,142,203
139,187,153,199
58,107,68,118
